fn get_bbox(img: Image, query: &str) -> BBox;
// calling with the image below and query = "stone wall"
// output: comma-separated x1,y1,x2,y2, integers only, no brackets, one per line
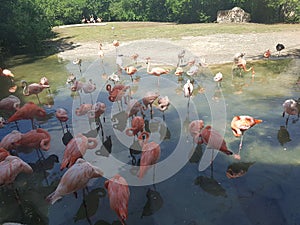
217,7,251,23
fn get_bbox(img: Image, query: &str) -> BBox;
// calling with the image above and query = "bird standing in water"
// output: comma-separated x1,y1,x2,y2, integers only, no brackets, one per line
105,174,130,225
46,158,103,204
231,115,262,160
21,80,50,104
137,131,161,179
146,57,169,86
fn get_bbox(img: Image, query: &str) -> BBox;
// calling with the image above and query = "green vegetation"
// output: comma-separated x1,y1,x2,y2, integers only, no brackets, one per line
0,0,299,59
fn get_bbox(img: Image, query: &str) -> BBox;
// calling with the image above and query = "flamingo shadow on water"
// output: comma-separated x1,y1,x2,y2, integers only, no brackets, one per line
194,147,227,197
277,125,291,150
141,188,164,218
95,135,112,157
73,187,106,225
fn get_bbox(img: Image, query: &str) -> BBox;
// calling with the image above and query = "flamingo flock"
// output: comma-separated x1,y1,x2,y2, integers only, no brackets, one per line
0,39,295,224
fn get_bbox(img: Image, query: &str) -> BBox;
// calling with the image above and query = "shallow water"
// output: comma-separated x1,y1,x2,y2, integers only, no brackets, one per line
1,43,300,225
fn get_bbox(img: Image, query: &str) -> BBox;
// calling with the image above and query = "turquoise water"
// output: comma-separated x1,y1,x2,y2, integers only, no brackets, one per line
1,45,300,225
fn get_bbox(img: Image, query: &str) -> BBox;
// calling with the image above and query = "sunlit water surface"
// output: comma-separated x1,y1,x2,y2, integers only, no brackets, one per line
1,43,300,225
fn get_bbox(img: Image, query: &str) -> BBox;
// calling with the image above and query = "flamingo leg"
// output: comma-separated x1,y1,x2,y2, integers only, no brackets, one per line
36,94,41,105
237,134,244,156
152,164,157,191
89,93,93,104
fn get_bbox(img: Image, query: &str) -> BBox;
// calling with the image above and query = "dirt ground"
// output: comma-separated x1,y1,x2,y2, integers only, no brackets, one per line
57,30,300,66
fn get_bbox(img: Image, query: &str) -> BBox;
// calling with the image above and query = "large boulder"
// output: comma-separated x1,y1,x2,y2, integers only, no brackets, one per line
217,7,251,23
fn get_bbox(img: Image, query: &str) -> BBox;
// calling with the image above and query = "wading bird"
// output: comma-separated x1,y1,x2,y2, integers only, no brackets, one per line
0,155,33,186
233,53,255,76
231,115,263,160
60,133,98,170
282,98,300,125
46,158,103,204
0,95,21,111
0,68,17,93
137,131,161,179
146,57,169,86
7,102,46,129
21,80,50,104
105,174,130,225
125,116,144,137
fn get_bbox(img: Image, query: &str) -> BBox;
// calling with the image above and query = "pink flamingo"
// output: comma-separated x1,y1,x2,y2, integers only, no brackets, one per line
0,130,22,151
60,133,98,170
146,57,169,86
71,79,96,104
0,155,33,186
231,115,262,160
188,120,205,143
125,99,145,118
137,131,161,179
124,66,137,82
46,158,103,204
7,102,46,129
142,92,159,116
40,76,51,94
282,99,300,125
125,116,145,137
0,95,21,111
21,80,50,104
12,128,51,152
75,103,93,116
105,174,130,225
198,125,233,156
157,96,170,120
0,148,10,161
0,68,17,93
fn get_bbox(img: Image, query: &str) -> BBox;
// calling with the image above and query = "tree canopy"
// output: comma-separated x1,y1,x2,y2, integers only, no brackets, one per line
1,0,299,56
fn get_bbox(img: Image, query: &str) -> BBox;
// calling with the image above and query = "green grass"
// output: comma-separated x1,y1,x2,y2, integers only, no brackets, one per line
52,22,300,44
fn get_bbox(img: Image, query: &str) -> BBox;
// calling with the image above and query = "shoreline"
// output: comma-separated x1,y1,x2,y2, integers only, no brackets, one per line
57,30,300,65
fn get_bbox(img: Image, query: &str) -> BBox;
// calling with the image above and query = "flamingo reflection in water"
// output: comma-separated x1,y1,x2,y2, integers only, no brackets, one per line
231,115,263,160
105,174,130,225
46,158,103,204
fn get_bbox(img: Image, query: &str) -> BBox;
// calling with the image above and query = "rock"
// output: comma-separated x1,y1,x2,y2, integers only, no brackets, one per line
217,7,251,23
